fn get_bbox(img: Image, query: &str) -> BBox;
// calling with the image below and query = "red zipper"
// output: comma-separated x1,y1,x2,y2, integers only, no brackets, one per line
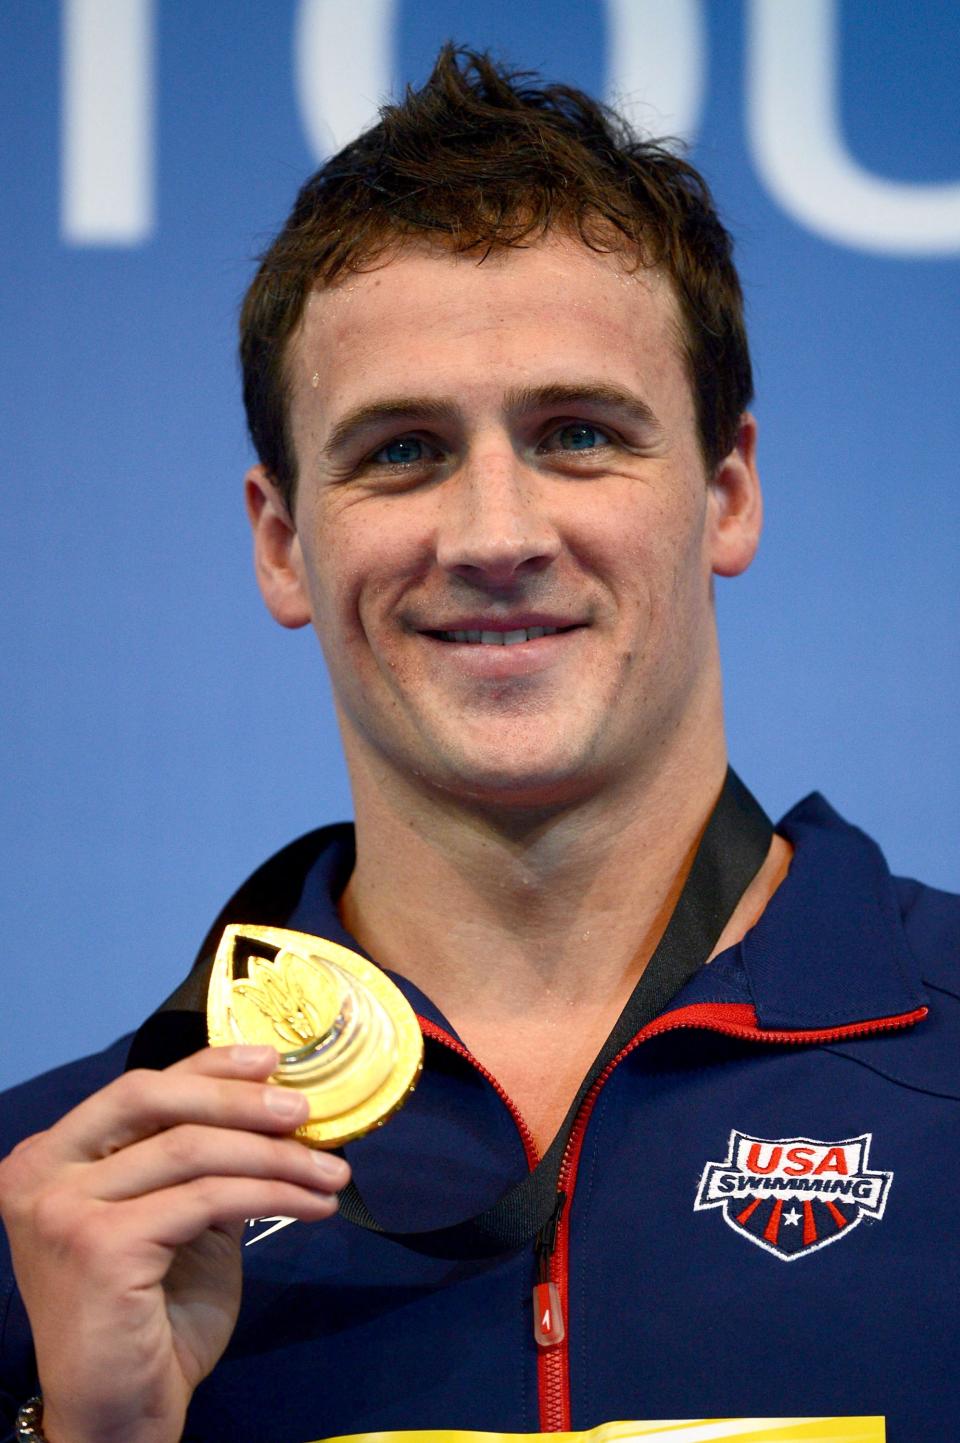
416,1016,541,1168
419,1000,928,1433
537,999,928,1433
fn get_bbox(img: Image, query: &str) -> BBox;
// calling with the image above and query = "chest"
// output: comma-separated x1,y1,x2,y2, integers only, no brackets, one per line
454,1012,620,1153
192,1033,956,1441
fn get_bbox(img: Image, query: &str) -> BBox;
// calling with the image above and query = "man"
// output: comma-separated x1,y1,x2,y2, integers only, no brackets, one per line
1,47,958,1443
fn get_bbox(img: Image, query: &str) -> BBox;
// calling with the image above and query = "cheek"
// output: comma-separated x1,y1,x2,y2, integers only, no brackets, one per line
309,505,427,645
614,495,704,602
611,504,712,677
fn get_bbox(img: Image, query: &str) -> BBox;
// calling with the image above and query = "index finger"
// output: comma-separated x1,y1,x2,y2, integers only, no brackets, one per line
38,1046,310,1165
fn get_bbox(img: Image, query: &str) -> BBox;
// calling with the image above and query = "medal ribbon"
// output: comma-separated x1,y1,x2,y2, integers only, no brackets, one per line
128,769,773,1258
335,768,773,1258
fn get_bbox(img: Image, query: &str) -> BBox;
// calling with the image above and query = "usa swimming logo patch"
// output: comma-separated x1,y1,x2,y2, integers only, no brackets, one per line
694,1131,892,1260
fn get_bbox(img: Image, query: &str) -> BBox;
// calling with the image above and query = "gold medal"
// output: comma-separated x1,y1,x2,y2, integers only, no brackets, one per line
207,924,423,1147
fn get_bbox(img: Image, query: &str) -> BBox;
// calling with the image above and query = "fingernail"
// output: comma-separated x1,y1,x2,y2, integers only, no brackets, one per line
312,1152,350,1186
229,1045,277,1069
263,1086,308,1119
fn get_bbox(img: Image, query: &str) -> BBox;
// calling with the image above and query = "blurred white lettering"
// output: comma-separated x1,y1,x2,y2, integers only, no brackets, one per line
56,0,960,256
295,0,396,161
604,0,704,146
61,0,154,244
748,0,960,256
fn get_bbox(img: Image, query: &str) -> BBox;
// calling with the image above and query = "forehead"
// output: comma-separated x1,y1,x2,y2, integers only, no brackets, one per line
287,234,692,435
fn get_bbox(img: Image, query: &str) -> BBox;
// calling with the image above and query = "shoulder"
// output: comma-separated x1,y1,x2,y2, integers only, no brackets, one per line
825,876,960,1100
894,873,960,992
895,873,960,950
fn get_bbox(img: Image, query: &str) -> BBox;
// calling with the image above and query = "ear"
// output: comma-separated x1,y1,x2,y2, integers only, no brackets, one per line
244,464,313,629
706,413,763,579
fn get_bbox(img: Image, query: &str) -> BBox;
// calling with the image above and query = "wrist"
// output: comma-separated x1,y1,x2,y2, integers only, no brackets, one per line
35,1394,186,1443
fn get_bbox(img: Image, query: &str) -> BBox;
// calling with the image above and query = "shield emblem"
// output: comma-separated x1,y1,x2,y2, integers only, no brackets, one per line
694,1131,893,1260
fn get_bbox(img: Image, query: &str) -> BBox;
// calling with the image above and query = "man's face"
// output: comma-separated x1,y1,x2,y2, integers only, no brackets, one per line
249,234,760,811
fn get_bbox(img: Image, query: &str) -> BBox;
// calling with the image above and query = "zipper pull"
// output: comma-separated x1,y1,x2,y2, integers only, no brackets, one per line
532,1191,567,1348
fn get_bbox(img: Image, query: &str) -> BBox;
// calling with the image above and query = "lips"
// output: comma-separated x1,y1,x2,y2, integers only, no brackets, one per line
411,617,586,681
433,625,564,646
420,612,585,647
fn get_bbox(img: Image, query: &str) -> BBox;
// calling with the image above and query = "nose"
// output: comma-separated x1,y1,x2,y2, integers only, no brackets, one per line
434,450,562,586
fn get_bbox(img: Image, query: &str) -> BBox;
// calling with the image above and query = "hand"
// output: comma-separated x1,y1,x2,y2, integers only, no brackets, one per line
0,1045,349,1443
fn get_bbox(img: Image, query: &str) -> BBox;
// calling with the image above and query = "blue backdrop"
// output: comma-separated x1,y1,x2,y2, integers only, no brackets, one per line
2,0,958,1091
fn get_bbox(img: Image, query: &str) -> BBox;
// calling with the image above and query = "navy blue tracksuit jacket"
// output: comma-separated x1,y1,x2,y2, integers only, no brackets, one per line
2,794,959,1441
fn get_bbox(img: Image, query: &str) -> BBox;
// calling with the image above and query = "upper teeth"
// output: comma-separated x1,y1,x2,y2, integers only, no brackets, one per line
439,626,561,645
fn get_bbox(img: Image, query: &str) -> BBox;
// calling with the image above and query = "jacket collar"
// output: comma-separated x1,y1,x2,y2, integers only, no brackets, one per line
666,792,926,1028
126,792,926,1071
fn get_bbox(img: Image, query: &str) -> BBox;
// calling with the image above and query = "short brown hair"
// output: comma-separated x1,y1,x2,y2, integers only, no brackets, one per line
240,45,752,511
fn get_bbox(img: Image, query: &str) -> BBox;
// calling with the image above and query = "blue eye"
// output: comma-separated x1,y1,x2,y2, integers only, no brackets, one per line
553,423,609,451
376,437,425,465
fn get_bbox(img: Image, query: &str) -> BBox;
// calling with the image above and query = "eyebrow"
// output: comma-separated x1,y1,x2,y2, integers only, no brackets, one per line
504,382,662,434
322,380,662,457
324,398,459,457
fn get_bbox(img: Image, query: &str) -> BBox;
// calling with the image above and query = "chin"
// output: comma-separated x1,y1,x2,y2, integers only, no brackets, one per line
425,746,602,813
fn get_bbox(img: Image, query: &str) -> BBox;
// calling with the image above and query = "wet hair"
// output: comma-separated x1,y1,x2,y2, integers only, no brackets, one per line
240,44,752,511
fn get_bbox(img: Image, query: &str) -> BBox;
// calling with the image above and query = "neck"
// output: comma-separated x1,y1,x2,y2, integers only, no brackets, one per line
339,738,767,1024
339,737,791,1150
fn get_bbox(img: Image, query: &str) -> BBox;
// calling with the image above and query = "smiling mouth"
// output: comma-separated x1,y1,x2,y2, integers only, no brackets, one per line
430,626,569,646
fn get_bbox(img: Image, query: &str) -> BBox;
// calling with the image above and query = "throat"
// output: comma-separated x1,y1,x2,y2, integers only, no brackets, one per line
448,997,632,1155
403,831,795,1155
